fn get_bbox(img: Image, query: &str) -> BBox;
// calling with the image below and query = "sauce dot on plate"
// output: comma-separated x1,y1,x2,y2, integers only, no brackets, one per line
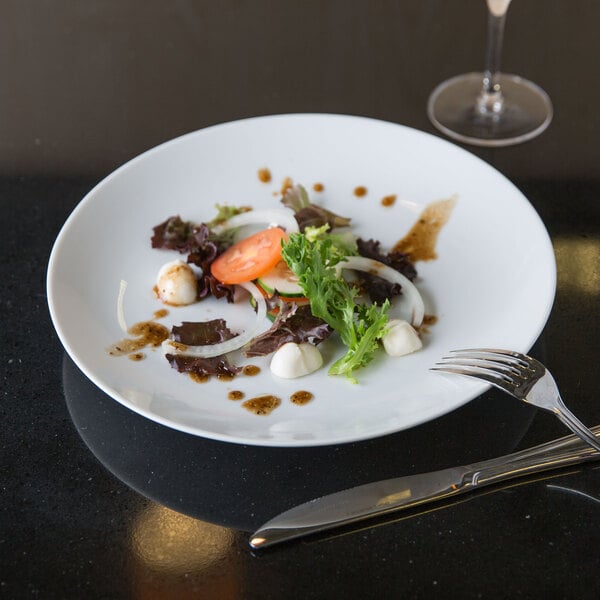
290,390,313,405
354,186,367,198
242,395,281,416
258,168,271,183
189,372,209,384
243,365,261,376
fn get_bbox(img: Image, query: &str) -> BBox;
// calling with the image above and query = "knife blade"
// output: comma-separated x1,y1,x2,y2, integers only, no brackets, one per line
250,425,600,549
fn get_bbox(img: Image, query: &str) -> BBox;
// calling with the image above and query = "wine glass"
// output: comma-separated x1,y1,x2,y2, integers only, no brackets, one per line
427,0,552,147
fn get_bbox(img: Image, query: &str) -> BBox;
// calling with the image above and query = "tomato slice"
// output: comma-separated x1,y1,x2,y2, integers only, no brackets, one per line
211,227,288,284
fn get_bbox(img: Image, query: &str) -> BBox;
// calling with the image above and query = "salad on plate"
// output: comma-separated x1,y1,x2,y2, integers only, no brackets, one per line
132,182,453,389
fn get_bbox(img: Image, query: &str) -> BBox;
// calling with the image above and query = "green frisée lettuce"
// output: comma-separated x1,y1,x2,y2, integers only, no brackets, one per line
206,204,250,228
304,223,358,256
281,233,390,383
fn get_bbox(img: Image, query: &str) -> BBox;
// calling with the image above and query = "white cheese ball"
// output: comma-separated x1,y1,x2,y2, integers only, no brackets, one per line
270,342,323,379
382,319,422,357
156,260,198,306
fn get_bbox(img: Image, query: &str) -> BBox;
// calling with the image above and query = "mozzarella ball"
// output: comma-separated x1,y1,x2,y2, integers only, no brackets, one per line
156,260,198,306
382,319,422,356
270,342,323,379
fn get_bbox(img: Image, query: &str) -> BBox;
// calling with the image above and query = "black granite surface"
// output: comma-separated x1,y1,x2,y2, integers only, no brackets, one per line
1,2,599,598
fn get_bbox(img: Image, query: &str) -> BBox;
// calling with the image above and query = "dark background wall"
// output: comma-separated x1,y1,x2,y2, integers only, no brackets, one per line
0,0,597,179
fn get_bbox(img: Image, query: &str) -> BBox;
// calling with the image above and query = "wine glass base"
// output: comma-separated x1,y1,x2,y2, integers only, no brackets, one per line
427,72,553,147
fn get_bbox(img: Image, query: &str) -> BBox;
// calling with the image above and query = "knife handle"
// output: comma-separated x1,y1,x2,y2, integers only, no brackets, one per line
462,424,600,488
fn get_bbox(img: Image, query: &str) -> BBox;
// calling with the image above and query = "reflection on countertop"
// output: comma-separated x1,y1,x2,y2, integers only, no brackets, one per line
62,351,537,532
554,236,600,295
129,503,243,598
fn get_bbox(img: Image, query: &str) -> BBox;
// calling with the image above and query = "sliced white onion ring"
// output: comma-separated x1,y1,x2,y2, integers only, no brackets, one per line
161,281,268,358
335,256,425,327
211,208,299,235
117,279,128,333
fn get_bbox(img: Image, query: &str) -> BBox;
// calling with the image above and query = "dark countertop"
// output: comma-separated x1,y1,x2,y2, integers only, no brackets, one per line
2,2,599,598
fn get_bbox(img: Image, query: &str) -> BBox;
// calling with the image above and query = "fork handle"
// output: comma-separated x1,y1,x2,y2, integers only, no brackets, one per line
464,425,600,486
554,410,600,453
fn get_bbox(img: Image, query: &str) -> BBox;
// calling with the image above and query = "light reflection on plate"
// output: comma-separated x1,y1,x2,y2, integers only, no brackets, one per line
47,114,556,447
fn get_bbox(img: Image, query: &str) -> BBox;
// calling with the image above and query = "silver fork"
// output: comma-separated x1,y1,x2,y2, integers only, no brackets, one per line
432,348,600,453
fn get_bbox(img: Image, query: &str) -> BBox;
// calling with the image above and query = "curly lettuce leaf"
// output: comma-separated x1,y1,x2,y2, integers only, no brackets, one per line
355,238,417,304
171,319,236,346
166,354,241,379
206,204,251,228
243,303,332,357
304,224,358,256
152,208,246,303
151,215,196,252
281,233,389,383
328,302,389,379
281,185,351,232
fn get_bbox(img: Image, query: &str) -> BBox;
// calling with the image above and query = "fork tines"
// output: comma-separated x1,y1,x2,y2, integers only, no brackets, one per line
446,348,530,364
431,349,600,453
430,348,536,390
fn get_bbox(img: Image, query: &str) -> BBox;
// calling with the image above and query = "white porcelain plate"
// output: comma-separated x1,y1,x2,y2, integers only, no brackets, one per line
47,114,556,447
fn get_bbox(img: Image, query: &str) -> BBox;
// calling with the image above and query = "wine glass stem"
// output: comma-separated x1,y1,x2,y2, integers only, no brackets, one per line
479,8,508,114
